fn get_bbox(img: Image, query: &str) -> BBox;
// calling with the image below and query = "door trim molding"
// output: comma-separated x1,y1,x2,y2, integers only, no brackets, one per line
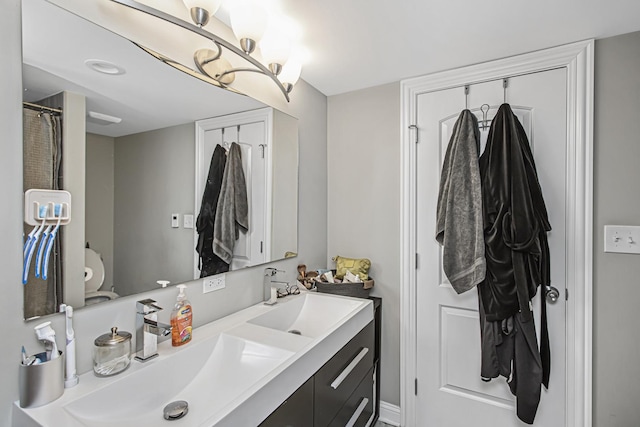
399,40,594,427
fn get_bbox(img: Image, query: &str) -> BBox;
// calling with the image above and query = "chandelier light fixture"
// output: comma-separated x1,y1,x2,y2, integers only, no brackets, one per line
111,0,305,101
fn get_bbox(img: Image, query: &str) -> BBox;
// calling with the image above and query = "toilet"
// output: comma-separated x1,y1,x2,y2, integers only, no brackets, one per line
85,248,119,305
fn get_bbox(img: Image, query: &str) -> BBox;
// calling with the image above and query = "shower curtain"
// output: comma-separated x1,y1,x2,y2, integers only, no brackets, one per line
23,107,63,319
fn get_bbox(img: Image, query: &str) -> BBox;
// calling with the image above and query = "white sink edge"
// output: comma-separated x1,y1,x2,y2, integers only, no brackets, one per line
13,292,374,427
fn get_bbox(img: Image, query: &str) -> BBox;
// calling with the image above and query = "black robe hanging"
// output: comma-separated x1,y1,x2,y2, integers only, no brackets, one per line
477,103,551,424
196,144,229,277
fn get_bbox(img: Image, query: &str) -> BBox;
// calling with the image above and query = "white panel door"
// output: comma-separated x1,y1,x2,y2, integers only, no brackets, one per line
416,68,567,426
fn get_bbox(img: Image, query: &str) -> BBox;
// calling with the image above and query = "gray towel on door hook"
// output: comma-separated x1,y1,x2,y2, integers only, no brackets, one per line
213,142,249,264
435,109,486,293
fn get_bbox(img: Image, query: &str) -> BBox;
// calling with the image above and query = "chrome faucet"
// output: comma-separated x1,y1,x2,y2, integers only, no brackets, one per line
264,267,288,305
135,299,172,362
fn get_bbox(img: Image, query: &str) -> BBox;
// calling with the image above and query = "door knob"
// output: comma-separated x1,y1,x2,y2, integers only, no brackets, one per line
546,286,560,303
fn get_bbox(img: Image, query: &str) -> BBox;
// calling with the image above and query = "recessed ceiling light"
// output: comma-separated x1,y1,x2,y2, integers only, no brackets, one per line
84,59,126,75
88,111,122,125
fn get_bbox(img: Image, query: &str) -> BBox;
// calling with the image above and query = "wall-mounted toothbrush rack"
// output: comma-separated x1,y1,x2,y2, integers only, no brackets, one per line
24,189,71,226
23,190,72,284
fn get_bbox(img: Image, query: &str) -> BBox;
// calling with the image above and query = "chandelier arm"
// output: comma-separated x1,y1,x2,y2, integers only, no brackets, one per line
199,43,223,66
110,0,291,102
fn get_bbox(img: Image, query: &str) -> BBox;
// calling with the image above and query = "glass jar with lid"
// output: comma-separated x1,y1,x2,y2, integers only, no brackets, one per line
93,327,132,376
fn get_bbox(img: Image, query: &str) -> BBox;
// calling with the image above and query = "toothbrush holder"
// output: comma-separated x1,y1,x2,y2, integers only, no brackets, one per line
19,351,64,408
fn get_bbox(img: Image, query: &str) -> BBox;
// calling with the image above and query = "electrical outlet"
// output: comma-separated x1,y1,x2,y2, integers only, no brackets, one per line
203,274,225,293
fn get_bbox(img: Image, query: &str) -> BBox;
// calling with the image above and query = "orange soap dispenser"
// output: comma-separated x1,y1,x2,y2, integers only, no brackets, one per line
171,285,193,346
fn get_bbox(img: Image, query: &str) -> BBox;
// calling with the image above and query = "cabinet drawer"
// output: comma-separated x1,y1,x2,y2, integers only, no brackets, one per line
328,366,374,427
259,377,314,427
314,321,374,427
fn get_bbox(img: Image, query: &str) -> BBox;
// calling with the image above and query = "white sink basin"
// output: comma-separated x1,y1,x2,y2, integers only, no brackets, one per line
13,292,373,427
248,292,365,338
63,334,293,427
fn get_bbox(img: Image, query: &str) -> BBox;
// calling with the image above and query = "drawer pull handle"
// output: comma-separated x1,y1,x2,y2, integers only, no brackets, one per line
345,397,369,427
331,347,369,390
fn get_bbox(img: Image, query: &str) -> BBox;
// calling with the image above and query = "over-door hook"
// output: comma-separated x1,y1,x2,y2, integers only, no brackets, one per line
503,78,508,104
464,85,469,110
480,104,490,130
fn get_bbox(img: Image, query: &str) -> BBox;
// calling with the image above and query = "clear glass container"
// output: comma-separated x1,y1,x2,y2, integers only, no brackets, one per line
93,327,132,377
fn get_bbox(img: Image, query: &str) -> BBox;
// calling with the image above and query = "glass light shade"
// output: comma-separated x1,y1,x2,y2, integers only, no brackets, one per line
260,31,291,68
230,0,268,44
278,58,301,87
182,0,222,15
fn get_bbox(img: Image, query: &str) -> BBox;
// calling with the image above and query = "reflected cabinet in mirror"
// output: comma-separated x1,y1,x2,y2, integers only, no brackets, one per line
22,0,299,320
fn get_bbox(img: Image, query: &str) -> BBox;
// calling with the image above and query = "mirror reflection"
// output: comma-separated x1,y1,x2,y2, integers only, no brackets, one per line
22,0,299,320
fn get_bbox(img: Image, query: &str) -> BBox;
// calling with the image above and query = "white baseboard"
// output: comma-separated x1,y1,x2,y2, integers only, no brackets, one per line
379,401,401,426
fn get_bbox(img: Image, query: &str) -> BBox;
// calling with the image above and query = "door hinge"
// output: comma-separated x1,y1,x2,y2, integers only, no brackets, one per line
415,253,419,269
415,378,418,395
260,241,264,253
565,288,569,301
408,124,418,143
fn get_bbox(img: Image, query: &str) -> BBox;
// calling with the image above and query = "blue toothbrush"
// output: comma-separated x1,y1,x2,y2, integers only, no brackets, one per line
35,225,52,278
42,204,62,281
23,205,48,284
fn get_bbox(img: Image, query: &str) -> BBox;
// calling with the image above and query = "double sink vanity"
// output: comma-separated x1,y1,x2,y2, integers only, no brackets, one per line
14,292,379,427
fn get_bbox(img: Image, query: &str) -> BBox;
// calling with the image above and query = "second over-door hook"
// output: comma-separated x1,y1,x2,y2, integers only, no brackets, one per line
503,78,509,103
480,104,491,130
464,85,470,110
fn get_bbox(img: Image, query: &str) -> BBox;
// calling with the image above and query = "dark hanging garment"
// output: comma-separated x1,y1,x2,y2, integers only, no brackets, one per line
196,144,229,277
477,103,551,424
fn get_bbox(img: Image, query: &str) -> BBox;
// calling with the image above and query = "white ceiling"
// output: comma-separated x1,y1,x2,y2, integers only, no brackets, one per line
22,0,640,131
22,0,264,138
278,0,640,96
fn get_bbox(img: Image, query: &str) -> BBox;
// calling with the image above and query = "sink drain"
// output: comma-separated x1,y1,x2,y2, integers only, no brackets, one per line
164,400,188,421
288,329,302,335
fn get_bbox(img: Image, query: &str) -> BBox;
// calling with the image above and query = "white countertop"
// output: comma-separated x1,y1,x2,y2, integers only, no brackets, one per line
13,292,373,427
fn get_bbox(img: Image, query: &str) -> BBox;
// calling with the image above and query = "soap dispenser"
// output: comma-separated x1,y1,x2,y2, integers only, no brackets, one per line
171,285,193,346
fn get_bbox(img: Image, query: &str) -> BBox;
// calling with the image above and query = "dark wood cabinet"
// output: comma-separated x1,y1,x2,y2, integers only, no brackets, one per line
259,377,314,427
260,297,381,427
328,366,374,427
314,322,374,426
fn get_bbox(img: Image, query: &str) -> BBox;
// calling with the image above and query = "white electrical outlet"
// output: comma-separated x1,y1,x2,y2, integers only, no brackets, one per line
203,274,225,293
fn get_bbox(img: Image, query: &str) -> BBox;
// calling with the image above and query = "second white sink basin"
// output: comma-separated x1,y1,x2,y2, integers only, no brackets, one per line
63,333,293,426
247,292,365,338
14,292,373,427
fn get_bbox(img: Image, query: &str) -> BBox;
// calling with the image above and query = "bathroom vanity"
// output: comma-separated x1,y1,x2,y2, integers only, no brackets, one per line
13,292,376,426
261,297,381,427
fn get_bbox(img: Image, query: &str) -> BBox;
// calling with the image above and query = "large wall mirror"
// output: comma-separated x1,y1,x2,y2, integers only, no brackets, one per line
22,0,299,320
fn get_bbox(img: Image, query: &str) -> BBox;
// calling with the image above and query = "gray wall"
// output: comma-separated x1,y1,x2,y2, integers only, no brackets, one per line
0,2,327,425
85,133,115,289
327,82,401,406
593,31,640,427
113,123,195,295
326,32,640,422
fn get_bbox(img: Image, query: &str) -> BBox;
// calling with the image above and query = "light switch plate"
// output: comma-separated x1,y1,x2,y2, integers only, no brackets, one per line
604,225,640,254
183,214,194,229
171,213,179,228
203,274,225,293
